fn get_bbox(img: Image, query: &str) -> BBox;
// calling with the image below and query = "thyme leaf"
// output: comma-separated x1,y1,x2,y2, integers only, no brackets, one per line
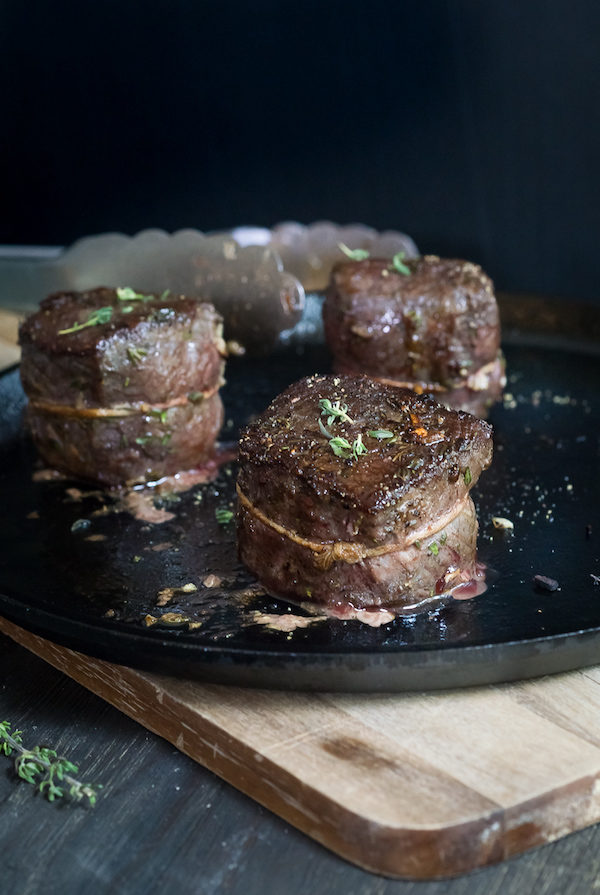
127,346,147,365
318,418,333,440
338,242,370,261
116,286,154,302
328,436,353,458
328,434,367,460
215,507,234,525
319,398,355,425
464,467,472,486
58,306,112,335
391,251,411,275
368,429,394,440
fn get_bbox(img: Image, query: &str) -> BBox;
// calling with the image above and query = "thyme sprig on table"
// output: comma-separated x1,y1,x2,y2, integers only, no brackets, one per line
0,721,101,806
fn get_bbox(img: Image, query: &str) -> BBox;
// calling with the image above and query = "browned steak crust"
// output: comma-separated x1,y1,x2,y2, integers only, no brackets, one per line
237,374,492,610
323,255,504,415
19,287,225,485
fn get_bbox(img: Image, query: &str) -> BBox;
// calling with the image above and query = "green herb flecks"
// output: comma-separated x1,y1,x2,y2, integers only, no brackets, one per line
352,433,367,459
368,429,394,440
149,408,169,425
135,436,151,445
464,467,472,486
116,287,154,303
0,721,101,806
440,532,447,545
328,436,353,458
127,346,147,365
215,507,234,526
188,391,204,404
58,306,112,335
390,251,411,276
318,418,333,440
428,542,439,556
338,242,370,261
319,398,355,425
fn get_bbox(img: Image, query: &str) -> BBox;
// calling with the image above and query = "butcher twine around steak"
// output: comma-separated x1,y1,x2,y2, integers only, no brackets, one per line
237,374,493,612
19,287,226,486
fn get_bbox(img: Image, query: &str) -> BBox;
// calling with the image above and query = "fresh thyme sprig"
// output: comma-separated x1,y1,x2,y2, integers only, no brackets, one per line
58,306,113,335
319,398,355,425
0,721,101,806
338,242,370,261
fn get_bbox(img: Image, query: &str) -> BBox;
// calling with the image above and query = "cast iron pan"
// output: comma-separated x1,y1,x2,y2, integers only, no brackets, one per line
0,294,599,691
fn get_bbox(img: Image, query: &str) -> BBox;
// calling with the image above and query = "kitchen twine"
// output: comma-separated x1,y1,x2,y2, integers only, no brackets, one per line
236,483,468,571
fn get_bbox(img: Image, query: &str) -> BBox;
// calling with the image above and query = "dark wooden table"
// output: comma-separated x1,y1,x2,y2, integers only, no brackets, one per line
1,634,600,895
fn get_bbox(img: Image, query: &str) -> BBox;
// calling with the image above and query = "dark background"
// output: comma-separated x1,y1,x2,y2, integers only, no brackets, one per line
2,0,599,300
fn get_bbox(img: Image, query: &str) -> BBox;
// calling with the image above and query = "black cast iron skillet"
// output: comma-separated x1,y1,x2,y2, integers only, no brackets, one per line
0,294,599,691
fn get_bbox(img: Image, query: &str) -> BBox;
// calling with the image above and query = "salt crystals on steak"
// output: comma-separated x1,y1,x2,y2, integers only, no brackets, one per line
323,255,505,417
19,287,226,486
237,374,492,613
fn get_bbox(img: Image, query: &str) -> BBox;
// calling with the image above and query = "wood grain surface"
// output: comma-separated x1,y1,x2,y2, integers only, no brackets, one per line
2,616,600,880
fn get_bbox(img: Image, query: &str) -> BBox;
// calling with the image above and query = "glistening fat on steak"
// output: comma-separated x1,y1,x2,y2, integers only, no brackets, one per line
19,287,226,486
237,374,492,613
323,255,505,417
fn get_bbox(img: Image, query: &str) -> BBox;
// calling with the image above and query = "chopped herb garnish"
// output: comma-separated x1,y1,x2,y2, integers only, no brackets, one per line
58,306,112,335
368,429,394,440
352,433,367,459
391,251,411,275
464,467,472,486
160,433,172,446
215,507,234,525
188,391,204,404
121,305,134,314
116,287,154,302
414,540,421,549
127,346,147,365
428,542,439,556
318,418,333,440
135,436,151,445
159,289,171,301
338,242,370,261
319,398,355,425
150,408,169,424
440,532,447,545
328,434,367,460
329,436,353,458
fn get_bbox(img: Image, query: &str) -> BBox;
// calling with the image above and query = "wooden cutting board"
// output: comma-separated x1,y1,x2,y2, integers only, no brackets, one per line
3,615,600,880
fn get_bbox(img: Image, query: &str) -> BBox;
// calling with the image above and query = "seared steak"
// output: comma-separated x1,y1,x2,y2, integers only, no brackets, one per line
19,287,225,485
323,255,505,416
237,374,492,611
